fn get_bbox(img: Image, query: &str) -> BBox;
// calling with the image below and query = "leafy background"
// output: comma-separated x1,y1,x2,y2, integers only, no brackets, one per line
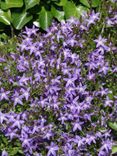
0,0,101,33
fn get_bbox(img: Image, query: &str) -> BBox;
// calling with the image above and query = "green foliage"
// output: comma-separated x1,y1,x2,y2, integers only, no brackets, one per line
108,122,117,131
79,0,90,8
0,132,24,156
0,0,101,32
0,9,11,25
112,145,117,155
39,7,52,30
12,10,33,30
1,0,23,9
92,0,101,7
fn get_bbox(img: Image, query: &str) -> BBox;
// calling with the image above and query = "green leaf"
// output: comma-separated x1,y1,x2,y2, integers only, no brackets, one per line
63,1,77,19
12,11,33,29
39,7,52,30
51,6,64,21
0,9,11,25
108,122,117,131
25,0,40,10
80,0,90,8
92,0,100,7
1,0,23,9
55,0,67,6
112,145,117,154
76,5,89,18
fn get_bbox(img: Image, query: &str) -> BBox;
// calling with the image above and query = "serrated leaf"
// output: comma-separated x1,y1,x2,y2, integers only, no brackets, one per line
39,7,52,30
25,0,40,10
80,0,90,8
12,11,33,29
0,9,11,25
92,0,100,7
63,1,77,19
51,6,64,21
1,0,23,9
112,145,117,154
55,0,67,6
108,122,117,131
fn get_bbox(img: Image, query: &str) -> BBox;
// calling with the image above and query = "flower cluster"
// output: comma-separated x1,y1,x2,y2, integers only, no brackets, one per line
0,2,117,156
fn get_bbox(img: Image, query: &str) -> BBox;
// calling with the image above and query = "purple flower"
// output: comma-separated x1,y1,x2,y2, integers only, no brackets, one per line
99,140,112,155
85,135,96,145
46,142,59,156
12,91,23,106
87,11,100,26
72,120,83,132
1,150,8,156
0,88,10,101
94,35,107,48
23,25,38,37
20,88,30,101
18,75,29,86
64,77,76,87
104,96,113,107
0,111,7,124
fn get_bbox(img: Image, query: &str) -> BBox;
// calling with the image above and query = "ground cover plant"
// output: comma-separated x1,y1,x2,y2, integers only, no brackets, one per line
0,0,117,155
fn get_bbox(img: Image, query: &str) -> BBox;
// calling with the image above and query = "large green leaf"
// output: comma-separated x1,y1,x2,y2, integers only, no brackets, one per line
108,122,117,131
92,0,100,7
25,0,40,10
80,0,90,8
12,11,33,29
39,7,52,30
63,1,77,19
51,6,64,21
112,145,117,154
55,0,67,6
0,9,11,25
1,0,23,9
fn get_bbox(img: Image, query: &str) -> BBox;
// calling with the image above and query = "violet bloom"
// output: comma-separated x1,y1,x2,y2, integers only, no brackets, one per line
0,88,10,101
23,25,38,37
85,135,96,145
72,120,83,132
1,150,8,156
99,62,109,75
99,140,112,155
64,143,75,156
87,11,100,26
0,111,7,124
104,96,113,107
94,35,107,49
46,142,59,156
20,88,30,101
64,77,76,87
0,57,6,63
12,91,23,106
18,75,29,86
5,129,18,140
11,118,24,129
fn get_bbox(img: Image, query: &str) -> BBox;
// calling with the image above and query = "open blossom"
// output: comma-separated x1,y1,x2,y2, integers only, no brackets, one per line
2,150,8,156
47,142,59,156
94,35,107,48
86,11,100,26
0,111,7,124
0,88,10,101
